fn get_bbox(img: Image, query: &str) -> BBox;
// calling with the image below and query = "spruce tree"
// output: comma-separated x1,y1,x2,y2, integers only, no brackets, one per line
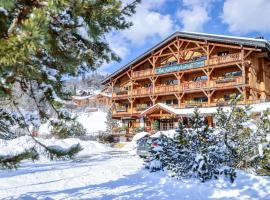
214,94,252,168
254,109,270,175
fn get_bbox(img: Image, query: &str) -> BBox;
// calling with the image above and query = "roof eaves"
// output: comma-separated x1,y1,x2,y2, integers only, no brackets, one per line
102,31,270,84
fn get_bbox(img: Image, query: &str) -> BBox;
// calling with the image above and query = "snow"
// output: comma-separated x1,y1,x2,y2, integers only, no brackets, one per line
1,150,270,199
122,132,149,152
77,111,107,135
151,130,176,139
141,102,270,117
149,159,162,171
71,95,94,100
0,7,8,16
0,136,111,158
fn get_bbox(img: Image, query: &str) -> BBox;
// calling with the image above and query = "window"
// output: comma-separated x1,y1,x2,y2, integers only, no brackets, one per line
193,96,208,102
160,120,174,131
166,99,172,105
144,83,152,88
218,51,229,56
193,76,208,81
224,95,230,101
166,79,178,85
166,99,178,105
223,71,242,78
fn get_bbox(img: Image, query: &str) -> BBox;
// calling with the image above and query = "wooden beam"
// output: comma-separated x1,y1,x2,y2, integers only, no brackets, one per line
208,42,261,52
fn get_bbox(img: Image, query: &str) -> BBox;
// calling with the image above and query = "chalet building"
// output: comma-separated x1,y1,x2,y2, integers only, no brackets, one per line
102,32,270,136
71,90,111,108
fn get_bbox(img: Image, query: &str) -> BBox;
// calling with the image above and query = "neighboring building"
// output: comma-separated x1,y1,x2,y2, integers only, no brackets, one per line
71,90,93,107
95,92,111,107
102,31,270,135
71,90,111,108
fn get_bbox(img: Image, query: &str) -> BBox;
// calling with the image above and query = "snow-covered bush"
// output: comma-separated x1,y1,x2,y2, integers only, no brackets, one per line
144,108,236,183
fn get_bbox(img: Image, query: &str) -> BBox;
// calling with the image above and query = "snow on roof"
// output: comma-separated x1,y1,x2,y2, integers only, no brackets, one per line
97,92,111,97
140,103,180,116
71,95,94,100
140,102,270,117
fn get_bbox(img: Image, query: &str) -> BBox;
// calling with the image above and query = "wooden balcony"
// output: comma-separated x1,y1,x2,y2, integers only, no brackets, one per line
136,104,150,111
182,81,207,90
115,106,127,112
133,87,152,96
212,76,243,88
155,84,178,94
208,53,242,66
112,90,129,98
129,53,243,79
133,69,152,78
185,101,208,108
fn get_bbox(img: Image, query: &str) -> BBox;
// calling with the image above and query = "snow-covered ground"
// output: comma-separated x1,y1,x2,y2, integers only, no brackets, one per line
77,111,107,135
1,148,270,200
0,136,111,158
37,110,107,136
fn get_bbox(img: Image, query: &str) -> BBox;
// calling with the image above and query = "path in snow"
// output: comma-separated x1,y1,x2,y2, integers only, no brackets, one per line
0,150,270,200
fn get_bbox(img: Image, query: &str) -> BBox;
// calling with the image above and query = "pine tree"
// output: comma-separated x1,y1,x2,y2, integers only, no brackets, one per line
0,148,39,169
0,0,140,167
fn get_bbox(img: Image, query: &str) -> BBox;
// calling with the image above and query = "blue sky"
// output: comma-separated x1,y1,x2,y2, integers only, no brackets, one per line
99,0,270,74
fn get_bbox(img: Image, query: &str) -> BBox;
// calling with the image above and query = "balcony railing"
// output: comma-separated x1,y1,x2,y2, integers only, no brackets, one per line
115,106,127,112
133,69,152,78
185,101,207,108
182,81,207,90
155,84,178,93
136,104,150,111
133,87,152,96
155,58,206,75
208,53,242,66
213,76,243,87
113,89,129,97
129,53,242,78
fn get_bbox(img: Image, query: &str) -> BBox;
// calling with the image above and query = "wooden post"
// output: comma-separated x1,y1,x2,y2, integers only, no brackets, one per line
241,48,247,103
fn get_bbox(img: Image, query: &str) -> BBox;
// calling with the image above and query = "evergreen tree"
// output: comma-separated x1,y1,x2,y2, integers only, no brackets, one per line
153,120,160,132
145,109,237,183
254,109,270,175
214,94,252,168
0,0,140,167
105,107,119,134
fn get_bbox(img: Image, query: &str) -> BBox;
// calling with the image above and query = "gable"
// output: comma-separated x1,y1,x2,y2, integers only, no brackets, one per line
102,31,270,85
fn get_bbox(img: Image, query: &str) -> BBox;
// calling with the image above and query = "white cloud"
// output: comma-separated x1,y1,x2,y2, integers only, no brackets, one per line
100,1,177,72
177,0,214,32
120,0,175,45
222,0,270,34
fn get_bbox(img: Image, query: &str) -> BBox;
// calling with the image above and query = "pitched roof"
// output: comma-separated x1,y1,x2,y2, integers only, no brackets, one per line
140,103,179,116
140,102,270,117
102,31,270,84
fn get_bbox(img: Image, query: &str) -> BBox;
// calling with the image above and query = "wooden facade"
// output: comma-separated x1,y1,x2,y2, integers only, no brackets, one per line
102,32,270,134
